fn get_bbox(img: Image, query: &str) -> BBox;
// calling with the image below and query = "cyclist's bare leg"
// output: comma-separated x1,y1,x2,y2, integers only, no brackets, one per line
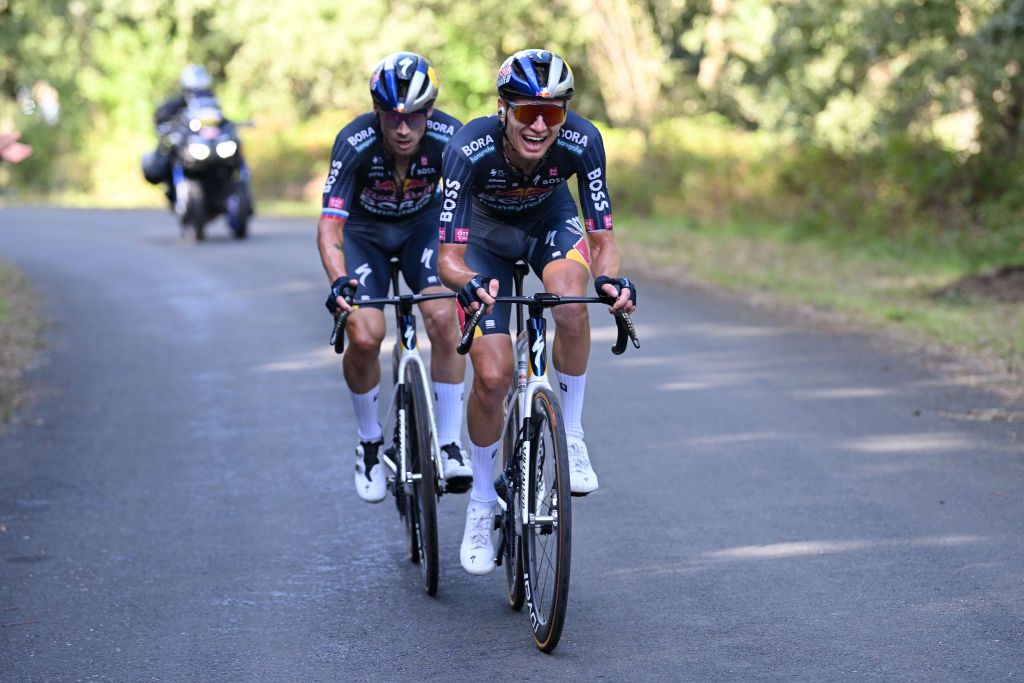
466,334,514,446
419,286,469,463
342,308,386,393
542,259,591,375
417,286,465,384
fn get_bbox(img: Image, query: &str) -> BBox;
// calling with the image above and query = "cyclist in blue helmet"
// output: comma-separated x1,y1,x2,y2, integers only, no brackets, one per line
438,49,637,575
317,52,471,504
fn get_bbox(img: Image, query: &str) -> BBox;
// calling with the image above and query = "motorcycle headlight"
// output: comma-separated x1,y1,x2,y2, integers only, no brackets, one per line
216,140,238,158
187,142,211,161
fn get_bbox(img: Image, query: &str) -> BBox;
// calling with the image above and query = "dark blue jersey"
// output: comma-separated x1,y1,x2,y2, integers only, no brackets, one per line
321,109,461,223
438,111,613,244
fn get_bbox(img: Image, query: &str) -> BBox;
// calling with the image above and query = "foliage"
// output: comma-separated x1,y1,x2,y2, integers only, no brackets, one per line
1,0,1022,266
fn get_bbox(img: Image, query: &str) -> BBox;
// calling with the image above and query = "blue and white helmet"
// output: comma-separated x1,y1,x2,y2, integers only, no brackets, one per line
370,52,439,113
497,49,574,101
180,64,212,92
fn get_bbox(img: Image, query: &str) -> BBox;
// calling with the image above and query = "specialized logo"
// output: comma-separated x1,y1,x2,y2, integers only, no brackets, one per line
397,56,415,78
531,332,546,377
403,321,416,350
461,134,495,163
545,230,556,247
586,167,610,212
355,263,372,286
420,247,434,269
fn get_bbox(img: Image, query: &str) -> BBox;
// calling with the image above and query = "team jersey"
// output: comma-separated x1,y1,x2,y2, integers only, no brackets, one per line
321,109,461,223
438,111,613,244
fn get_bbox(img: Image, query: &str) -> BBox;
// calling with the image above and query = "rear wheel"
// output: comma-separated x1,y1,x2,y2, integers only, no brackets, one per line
521,387,571,653
501,395,525,611
406,364,439,596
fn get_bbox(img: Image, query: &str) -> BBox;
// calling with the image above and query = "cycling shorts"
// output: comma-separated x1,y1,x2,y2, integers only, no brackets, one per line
343,207,443,310
464,186,591,336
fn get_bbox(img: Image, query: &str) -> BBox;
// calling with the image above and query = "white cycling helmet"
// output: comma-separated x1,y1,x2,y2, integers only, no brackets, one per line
180,64,212,92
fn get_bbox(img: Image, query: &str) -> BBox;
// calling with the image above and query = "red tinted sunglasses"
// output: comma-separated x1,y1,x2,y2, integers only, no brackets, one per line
506,101,567,126
380,110,427,129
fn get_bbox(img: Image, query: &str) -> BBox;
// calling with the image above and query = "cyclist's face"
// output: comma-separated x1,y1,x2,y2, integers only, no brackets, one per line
500,97,566,162
376,105,430,158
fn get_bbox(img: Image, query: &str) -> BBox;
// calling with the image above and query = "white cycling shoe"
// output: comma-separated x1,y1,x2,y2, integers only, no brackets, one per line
460,500,496,575
354,439,387,503
568,438,599,496
440,442,472,493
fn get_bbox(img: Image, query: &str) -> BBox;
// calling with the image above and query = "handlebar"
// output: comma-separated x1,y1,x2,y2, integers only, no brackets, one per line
328,292,456,355
456,293,640,356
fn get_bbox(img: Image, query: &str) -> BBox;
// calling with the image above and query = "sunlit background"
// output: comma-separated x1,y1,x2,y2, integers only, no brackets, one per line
2,0,1023,261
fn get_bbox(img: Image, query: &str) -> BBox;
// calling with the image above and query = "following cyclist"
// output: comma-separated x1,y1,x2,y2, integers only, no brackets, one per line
317,52,471,503
437,49,637,574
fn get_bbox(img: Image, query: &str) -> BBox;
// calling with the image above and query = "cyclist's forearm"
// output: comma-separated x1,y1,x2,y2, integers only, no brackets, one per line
316,217,349,282
438,243,475,291
587,231,620,278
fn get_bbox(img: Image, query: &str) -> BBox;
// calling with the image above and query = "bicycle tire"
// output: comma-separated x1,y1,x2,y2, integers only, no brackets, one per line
395,385,418,563
521,387,571,652
501,395,525,611
407,363,440,596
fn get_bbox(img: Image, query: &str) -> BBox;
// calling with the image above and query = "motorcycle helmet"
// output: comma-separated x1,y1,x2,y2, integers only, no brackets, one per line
369,52,438,113
180,64,213,93
497,49,574,101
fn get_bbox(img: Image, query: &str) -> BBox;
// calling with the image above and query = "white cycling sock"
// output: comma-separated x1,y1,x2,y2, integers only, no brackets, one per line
469,439,499,504
433,381,464,447
350,385,382,442
554,369,586,441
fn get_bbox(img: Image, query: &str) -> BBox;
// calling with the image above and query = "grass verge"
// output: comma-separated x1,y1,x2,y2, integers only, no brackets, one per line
617,217,1024,382
0,261,43,428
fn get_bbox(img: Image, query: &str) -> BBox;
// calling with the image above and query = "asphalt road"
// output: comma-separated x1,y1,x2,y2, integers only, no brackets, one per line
0,208,1021,680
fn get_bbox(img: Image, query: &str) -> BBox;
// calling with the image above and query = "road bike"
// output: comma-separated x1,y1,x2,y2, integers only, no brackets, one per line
457,262,639,652
330,259,457,596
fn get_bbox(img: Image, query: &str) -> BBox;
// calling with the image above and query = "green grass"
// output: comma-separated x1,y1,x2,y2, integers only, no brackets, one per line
617,216,1024,373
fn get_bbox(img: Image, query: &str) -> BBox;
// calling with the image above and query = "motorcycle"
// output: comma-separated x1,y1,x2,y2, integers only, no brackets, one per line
157,101,253,240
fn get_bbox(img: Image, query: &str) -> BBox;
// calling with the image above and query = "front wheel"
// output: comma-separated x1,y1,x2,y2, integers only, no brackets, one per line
406,363,439,596
521,387,572,653
501,394,525,611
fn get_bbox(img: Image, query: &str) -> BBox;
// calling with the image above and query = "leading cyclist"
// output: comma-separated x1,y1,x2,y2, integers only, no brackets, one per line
317,52,471,504
438,49,637,574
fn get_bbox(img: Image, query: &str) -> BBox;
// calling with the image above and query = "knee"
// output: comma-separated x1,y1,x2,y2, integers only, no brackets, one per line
423,304,458,344
552,303,588,336
347,326,383,358
472,363,511,403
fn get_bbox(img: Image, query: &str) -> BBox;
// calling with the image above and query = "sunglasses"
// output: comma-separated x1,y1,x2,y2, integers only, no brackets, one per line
506,101,567,127
380,110,427,129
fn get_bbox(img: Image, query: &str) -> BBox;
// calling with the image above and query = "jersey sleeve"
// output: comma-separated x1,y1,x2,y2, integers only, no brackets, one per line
438,140,475,244
320,129,361,222
575,126,614,233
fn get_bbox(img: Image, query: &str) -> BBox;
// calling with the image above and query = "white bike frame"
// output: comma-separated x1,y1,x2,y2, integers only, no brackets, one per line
378,308,443,493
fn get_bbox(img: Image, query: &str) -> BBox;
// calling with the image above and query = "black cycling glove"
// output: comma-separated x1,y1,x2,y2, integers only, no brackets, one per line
456,274,495,310
594,275,637,306
325,276,357,315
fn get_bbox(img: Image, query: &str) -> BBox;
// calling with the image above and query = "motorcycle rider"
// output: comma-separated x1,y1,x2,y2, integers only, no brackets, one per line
142,64,240,202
